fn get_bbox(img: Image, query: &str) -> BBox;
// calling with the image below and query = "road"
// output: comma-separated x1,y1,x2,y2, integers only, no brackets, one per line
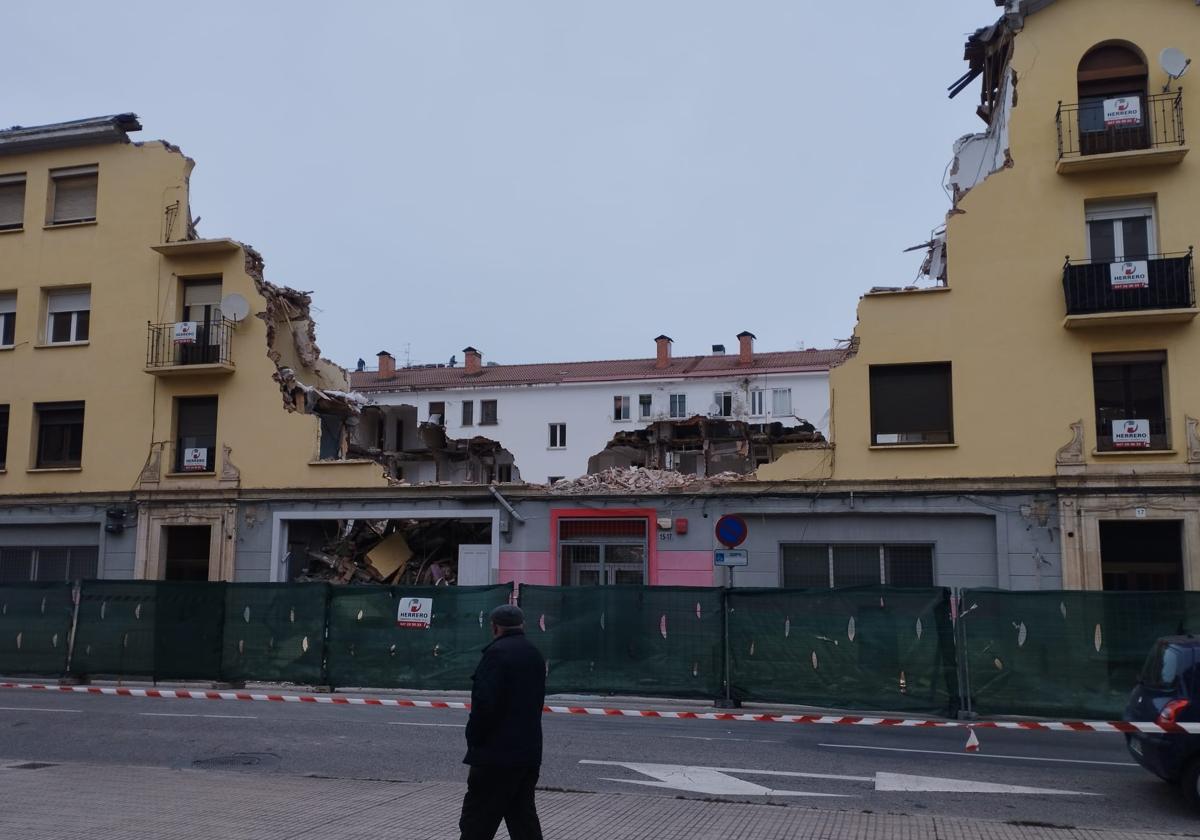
0,686,1195,835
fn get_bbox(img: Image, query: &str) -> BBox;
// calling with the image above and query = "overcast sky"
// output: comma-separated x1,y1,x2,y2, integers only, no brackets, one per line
9,1,991,368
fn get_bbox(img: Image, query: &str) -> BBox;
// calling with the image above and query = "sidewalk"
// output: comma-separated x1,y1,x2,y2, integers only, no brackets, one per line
0,759,1191,840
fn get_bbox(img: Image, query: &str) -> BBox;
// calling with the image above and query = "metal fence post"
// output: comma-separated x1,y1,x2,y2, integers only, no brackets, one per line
716,580,739,709
955,588,976,720
63,579,82,678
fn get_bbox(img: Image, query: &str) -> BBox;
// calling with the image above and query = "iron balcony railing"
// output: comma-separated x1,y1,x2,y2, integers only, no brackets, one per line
146,318,235,369
1063,249,1194,316
1056,91,1185,159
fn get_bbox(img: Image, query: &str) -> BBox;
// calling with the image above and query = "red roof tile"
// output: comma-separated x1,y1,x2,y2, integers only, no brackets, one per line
352,348,846,392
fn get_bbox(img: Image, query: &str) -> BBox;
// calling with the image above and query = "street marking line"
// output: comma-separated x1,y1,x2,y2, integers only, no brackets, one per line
387,722,465,728
0,683,1188,734
0,706,81,713
664,735,782,743
819,742,1138,767
139,713,257,719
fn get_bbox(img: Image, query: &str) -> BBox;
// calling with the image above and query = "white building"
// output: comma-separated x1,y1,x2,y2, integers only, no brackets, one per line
350,333,843,485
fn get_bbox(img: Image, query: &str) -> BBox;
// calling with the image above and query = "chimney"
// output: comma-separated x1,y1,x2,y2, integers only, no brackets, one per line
737,331,756,366
463,346,482,374
376,350,395,378
655,335,673,370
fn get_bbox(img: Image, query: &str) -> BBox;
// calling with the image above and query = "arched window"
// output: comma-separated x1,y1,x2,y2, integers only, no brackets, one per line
1077,43,1150,155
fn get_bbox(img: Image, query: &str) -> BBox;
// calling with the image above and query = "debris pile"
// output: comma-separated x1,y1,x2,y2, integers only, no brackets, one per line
548,468,746,495
291,519,481,585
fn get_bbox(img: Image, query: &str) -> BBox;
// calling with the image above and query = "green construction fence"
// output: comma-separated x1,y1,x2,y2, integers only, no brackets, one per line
517,585,724,698
728,587,959,714
0,583,74,677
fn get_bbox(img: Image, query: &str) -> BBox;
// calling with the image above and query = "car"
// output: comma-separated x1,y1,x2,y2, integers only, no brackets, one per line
1125,636,1200,807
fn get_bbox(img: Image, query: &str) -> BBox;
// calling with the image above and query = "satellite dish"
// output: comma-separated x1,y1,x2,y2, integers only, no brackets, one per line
1161,48,1192,88
221,293,250,323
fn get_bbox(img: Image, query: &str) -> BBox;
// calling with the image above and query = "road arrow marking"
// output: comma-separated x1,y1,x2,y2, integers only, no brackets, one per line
874,772,1098,795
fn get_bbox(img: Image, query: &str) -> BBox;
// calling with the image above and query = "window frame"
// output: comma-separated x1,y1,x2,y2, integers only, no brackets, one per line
0,404,8,470
480,399,498,426
0,545,99,583
749,389,765,416
548,422,567,449
0,292,15,348
638,394,652,419
428,401,446,424
1092,351,1170,452
47,164,99,226
34,401,85,469
713,391,734,417
613,395,631,422
669,393,687,419
869,362,954,446
779,543,936,588
43,287,91,345
1085,199,1157,263
772,388,792,417
175,395,219,472
0,173,26,231
461,400,474,427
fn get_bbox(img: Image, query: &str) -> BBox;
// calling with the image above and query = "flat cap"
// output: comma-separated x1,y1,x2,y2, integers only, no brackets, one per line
489,604,525,628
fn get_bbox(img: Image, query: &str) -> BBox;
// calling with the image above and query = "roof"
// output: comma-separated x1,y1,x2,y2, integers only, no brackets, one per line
0,114,142,157
352,348,847,393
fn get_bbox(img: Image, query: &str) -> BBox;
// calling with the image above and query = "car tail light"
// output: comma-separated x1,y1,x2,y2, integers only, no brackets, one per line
1157,699,1191,726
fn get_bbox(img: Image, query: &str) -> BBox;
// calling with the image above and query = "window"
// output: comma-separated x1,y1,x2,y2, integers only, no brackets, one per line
45,287,90,344
613,395,630,421
318,415,345,460
0,293,14,347
772,388,792,417
0,404,7,469
638,394,652,419
1077,44,1150,156
750,390,765,416
0,546,98,583
461,400,474,426
1093,351,1168,451
178,279,223,364
869,363,953,445
549,423,567,449
48,165,98,225
176,396,218,471
35,401,84,468
1086,200,1155,263
559,518,648,586
712,392,733,417
428,401,445,424
781,544,934,588
481,400,498,425
669,393,687,419
493,463,513,483
0,173,25,231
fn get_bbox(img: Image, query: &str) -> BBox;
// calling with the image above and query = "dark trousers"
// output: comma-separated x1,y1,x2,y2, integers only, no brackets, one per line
459,764,543,840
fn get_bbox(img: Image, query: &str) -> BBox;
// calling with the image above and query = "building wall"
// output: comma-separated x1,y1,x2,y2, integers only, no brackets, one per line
767,0,1200,483
367,369,831,484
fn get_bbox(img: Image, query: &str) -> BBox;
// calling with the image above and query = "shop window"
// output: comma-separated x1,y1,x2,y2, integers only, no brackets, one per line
0,546,98,582
176,396,217,472
44,287,90,344
869,363,953,445
0,173,25,231
781,544,934,588
1093,351,1169,451
35,401,84,468
47,165,98,225
559,517,647,585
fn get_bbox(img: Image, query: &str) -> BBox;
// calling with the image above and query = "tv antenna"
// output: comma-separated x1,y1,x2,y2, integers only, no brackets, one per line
1161,48,1191,92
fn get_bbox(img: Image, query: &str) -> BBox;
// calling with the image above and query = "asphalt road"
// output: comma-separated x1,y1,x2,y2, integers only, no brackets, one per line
0,687,1196,835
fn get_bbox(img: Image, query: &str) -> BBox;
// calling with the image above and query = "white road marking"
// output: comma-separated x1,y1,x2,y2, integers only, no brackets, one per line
581,761,1098,797
387,722,466,728
820,742,1138,767
139,713,257,720
0,706,81,714
874,771,1098,796
664,735,782,744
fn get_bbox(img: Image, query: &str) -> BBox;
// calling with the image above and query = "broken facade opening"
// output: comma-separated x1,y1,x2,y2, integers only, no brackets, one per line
586,415,826,478
285,517,494,586
350,404,520,485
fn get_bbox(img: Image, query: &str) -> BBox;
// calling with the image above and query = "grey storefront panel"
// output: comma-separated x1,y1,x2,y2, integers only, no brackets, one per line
0,524,101,546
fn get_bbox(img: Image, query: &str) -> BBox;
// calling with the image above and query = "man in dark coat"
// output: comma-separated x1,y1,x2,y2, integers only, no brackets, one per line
459,604,547,840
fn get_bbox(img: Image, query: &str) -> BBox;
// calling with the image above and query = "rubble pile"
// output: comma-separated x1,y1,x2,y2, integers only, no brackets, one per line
548,467,747,495
293,519,458,586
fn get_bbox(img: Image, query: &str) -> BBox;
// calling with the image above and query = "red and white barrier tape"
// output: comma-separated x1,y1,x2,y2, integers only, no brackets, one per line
1,682,1193,734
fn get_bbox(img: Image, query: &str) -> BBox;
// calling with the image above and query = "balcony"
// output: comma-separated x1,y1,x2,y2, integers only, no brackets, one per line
145,319,235,375
1056,91,1188,174
1062,250,1196,328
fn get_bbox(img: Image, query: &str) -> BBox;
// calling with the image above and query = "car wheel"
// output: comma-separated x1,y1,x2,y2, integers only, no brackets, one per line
1180,758,1200,810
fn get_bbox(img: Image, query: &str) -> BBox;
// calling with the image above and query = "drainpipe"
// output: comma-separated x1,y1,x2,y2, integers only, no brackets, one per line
489,486,525,524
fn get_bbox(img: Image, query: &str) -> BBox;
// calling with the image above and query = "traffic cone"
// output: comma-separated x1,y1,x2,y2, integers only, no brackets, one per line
965,730,980,753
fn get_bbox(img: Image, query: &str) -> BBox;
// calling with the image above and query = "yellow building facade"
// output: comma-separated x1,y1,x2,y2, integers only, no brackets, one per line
764,0,1200,590
0,115,387,583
